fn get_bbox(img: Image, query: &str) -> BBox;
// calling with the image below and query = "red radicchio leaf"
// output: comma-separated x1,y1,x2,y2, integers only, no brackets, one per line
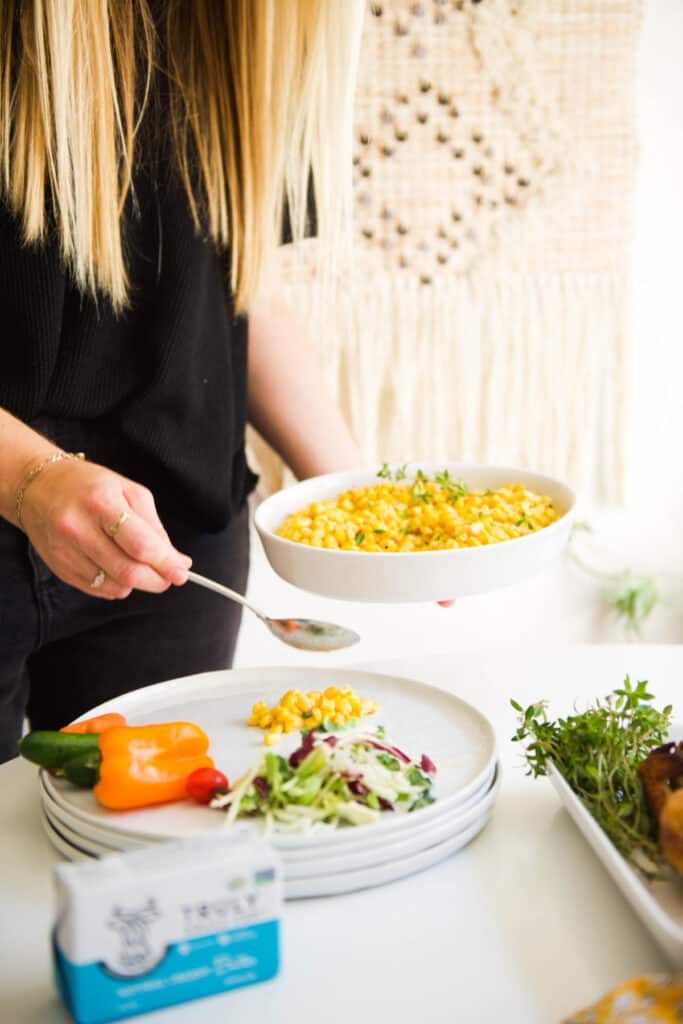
364,739,410,763
420,754,437,774
379,797,394,811
289,729,316,768
252,776,269,799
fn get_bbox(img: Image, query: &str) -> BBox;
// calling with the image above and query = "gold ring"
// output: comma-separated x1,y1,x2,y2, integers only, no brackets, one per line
106,511,130,539
90,569,107,589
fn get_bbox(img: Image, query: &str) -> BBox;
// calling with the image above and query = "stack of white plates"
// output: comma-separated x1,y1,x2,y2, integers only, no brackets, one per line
39,668,499,899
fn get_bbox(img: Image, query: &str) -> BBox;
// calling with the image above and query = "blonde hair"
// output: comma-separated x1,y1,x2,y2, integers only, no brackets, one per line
0,0,363,313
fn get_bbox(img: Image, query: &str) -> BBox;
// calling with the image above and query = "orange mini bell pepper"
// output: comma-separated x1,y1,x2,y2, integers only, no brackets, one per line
61,713,127,734
93,722,214,811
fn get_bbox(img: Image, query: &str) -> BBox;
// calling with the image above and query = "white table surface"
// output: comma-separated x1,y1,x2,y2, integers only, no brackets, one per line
1,645,679,1024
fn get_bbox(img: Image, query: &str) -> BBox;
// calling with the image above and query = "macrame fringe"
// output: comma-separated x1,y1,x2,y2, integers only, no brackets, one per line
248,269,627,503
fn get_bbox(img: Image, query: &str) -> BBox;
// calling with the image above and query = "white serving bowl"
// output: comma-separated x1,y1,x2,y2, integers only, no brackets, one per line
254,462,575,603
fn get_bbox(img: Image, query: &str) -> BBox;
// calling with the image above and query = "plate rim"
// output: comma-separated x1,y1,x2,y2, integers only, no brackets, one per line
41,781,498,880
284,812,492,899
43,763,501,866
40,801,494,899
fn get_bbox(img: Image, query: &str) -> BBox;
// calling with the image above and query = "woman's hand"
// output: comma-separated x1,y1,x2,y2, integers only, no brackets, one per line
19,458,191,600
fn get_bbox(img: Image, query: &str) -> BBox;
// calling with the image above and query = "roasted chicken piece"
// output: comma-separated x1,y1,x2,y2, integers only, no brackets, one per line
639,742,683,875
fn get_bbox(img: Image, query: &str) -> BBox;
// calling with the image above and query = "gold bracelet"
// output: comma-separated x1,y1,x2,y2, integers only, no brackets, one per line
15,451,86,528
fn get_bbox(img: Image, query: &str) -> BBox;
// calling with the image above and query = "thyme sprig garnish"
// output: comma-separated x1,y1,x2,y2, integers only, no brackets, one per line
377,462,407,481
511,677,673,876
434,469,469,500
376,464,470,505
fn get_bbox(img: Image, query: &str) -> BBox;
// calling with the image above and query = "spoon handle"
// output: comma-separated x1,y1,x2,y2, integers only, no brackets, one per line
186,571,263,620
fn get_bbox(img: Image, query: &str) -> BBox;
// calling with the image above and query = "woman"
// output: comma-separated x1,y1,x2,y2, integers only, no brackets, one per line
0,1,363,761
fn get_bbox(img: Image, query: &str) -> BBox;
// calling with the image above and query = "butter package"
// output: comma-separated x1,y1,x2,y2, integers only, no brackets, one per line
53,834,281,1024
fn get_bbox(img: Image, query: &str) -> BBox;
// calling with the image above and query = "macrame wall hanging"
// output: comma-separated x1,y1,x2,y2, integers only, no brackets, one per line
249,0,640,502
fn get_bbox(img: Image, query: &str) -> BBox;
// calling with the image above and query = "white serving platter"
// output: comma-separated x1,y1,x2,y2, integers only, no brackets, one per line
254,462,575,602
40,667,497,851
548,763,683,968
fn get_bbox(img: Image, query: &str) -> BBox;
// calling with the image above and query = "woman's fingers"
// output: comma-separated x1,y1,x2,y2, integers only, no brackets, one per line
122,480,169,540
49,546,133,601
20,457,192,596
77,518,172,594
122,481,192,568
105,509,190,586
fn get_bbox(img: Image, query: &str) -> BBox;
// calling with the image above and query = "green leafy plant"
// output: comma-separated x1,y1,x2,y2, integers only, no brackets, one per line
568,523,665,634
511,677,672,875
607,575,660,634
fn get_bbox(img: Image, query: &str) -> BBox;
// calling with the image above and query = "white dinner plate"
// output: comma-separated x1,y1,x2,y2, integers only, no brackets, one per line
254,462,575,602
284,812,492,899
40,667,497,851
40,757,497,858
41,812,91,863
42,801,118,857
42,764,500,876
41,803,494,899
549,764,683,968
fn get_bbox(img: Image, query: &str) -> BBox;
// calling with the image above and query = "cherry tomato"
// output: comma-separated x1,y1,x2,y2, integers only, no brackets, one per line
186,767,229,804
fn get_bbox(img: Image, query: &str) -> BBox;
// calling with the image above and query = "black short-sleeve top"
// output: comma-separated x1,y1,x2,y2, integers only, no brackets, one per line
0,134,256,531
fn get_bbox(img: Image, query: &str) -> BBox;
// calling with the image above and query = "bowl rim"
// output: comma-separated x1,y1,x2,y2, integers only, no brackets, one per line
253,461,576,561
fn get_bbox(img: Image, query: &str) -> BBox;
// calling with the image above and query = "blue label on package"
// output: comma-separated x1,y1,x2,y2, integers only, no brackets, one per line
54,919,279,1024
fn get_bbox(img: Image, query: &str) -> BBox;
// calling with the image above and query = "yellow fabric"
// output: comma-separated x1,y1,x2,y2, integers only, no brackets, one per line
565,975,683,1023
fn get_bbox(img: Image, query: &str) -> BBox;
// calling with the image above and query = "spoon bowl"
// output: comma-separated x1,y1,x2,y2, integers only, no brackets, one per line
186,571,360,653
267,617,360,652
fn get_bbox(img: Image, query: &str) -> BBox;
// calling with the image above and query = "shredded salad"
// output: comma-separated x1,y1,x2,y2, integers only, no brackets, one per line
211,720,437,833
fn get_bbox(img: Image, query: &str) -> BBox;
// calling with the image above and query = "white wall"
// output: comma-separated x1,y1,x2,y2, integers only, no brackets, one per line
628,0,683,561
235,0,683,668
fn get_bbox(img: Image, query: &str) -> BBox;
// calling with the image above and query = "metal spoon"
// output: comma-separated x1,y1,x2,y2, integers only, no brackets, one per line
186,571,360,652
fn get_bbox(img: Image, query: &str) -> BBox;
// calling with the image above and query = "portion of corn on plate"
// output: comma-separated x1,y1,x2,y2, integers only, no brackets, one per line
276,466,560,553
248,685,379,746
